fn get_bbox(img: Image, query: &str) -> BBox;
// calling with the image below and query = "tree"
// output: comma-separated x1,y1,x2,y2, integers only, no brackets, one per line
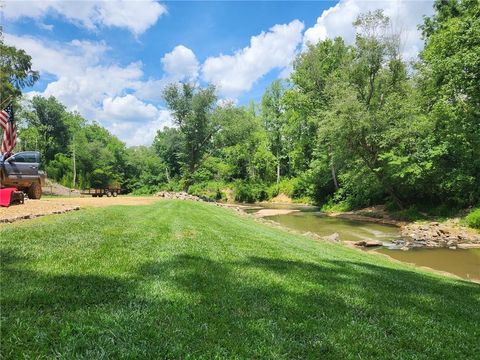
262,80,288,184
26,96,71,164
417,0,480,206
0,29,39,102
153,127,183,181
162,83,217,189
287,37,352,188
211,104,265,181
124,146,167,194
337,10,417,208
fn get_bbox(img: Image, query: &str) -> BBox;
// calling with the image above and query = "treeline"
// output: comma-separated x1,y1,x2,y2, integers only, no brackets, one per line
153,1,480,213
2,0,479,213
17,97,127,189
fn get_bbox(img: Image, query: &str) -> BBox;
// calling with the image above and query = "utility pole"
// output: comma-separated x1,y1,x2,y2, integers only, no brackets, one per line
72,135,76,189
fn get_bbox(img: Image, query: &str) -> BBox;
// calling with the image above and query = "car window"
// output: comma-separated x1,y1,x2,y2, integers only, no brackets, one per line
12,153,37,163
12,154,26,162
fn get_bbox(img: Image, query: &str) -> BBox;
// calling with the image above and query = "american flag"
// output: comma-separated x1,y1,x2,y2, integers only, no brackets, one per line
0,104,16,155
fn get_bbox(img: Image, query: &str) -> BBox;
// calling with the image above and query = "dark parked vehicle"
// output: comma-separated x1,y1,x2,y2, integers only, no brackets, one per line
0,151,46,199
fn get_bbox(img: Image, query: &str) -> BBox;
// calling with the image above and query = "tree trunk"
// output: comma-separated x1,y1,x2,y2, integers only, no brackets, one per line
276,153,281,185
330,161,339,190
165,166,170,182
72,142,76,189
386,185,404,210
328,145,339,190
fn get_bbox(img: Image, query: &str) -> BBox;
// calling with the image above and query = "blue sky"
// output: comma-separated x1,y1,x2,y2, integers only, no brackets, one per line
2,0,434,146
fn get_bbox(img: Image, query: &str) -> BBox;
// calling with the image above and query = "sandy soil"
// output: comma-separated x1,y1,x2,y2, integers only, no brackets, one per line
42,196,160,208
0,196,161,223
270,193,293,204
254,209,300,218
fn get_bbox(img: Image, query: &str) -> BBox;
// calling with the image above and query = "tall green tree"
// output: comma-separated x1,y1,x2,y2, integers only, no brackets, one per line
0,29,39,103
418,0,480,205
162,83,217,189
26,96,71,163
287,37,352,188
153,127,183,181
262,80,288,184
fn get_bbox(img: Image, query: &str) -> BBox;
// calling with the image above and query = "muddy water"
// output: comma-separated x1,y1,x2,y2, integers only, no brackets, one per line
262,208,480,281
375,248,480,281
267,212,400,243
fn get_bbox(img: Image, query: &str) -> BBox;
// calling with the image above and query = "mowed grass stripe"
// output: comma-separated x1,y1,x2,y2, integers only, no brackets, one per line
1,200,479,359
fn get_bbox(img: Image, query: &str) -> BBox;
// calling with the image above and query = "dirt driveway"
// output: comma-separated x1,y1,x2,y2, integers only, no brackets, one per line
0,196,161,223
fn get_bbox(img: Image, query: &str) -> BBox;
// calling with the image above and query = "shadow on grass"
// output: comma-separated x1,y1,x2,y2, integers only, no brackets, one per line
2,250,479,359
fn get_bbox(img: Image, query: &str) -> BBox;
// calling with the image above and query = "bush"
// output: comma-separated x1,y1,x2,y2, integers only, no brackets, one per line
320,199,351,213
233,180,268,203
188,181,225,201
268,177,312,201
390,206,427,222
130,186,158,196
465,208,480,229
91,169,111,188
160,181,183,192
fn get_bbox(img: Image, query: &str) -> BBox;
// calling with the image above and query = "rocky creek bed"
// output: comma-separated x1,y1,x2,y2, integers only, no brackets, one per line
398,221,480,250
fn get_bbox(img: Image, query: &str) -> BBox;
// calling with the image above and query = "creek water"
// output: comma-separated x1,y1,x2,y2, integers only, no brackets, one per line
254,205,479,281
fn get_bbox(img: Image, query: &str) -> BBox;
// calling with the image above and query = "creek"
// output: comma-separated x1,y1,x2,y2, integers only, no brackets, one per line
248,204,480,281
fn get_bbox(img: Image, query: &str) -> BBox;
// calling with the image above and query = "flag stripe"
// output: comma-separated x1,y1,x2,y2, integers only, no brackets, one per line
0,110,9,129
1,105,16,154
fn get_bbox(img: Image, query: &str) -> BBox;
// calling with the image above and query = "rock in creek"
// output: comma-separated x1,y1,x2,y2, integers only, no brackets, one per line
399,221,480,249
322,232,340,242
354,240,383,247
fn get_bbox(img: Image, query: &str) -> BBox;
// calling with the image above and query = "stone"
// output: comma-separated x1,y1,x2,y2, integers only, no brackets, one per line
354,240,383,247
323,233,340,242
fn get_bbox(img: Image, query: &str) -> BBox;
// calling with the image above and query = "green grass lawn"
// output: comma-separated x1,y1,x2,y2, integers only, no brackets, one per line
1,201,479,359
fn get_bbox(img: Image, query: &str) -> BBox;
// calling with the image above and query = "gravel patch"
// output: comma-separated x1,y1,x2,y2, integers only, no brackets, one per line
0,196,161,223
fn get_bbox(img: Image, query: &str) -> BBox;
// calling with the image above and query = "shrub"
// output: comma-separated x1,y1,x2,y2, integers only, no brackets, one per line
465,208,480,229
268,177,311,201
320,199,351,213
390,206,427,222
188,181,225,201
130,186,157,196
233,180,268,203
160,181,183,192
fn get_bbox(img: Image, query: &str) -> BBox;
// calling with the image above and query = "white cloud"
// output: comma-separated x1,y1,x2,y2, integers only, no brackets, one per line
3,0,167,35
133,78,169,103
303,0,434,59
4,33,143,118
201,19,304,97
134,45,199,102
102,96,173,146
4,33,109,77
3,33,171,145
102,94,159,123
161,45,199,81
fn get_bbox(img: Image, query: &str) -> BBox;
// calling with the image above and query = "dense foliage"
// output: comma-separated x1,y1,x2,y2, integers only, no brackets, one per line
3,1,479,211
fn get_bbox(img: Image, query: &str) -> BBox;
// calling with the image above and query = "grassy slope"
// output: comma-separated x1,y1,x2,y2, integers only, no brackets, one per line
1,201,479,359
